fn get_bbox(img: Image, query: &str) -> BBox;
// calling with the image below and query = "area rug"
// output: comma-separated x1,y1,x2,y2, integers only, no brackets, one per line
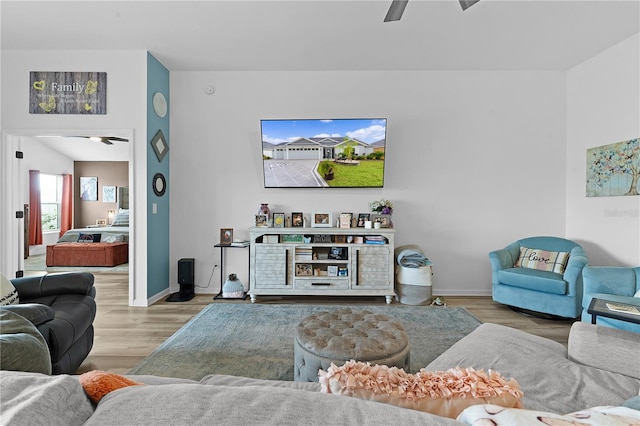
129,304,482,381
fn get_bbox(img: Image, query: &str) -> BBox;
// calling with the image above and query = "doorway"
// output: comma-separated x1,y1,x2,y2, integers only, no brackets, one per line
1,129,135,303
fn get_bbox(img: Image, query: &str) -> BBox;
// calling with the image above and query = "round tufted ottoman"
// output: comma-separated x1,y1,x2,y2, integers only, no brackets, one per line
293,308,410,382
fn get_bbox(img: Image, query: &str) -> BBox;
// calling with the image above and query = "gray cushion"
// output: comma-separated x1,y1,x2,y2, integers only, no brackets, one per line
0,371,94,426
426,323,640,414
0,310,51,374
84,383,464,425
200,374,320,392
568,321,640,380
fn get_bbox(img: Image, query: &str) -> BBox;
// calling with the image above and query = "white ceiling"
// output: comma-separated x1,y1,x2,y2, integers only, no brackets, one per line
2,0,639,72
35,136,131,162
2,1,638,161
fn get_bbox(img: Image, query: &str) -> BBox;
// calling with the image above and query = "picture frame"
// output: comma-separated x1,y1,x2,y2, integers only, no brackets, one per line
150,129,169,163
255,214,268,227
340,212,352,229
102,185,117,203
220,228,233,245
327,265,338,277
311,212,332,228
374,214,393,228
273,212,286,228
357,213,371,227
96,219,107,226
291,212,304,228
80,176,98,201
328,247,347,260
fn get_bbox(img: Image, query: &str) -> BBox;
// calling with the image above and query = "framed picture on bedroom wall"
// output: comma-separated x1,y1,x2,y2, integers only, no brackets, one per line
80,176,98,201
102,185,117,203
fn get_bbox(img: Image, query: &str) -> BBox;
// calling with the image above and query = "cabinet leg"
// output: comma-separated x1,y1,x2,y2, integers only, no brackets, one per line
385,295,393,304
250,294,257,303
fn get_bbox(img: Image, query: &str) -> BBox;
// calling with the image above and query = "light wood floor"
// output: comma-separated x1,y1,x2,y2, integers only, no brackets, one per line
77,273,577,375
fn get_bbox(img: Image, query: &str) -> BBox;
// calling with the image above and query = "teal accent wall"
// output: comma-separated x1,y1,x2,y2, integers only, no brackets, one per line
147,52,170,298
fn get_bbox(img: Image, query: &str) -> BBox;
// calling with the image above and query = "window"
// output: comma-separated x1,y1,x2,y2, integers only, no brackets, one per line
40,173,62,231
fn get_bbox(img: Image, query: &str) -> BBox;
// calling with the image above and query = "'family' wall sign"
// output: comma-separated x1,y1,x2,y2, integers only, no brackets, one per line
29,71,107,114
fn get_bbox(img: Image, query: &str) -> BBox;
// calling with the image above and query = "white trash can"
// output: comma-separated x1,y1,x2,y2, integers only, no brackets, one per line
395,245,433,305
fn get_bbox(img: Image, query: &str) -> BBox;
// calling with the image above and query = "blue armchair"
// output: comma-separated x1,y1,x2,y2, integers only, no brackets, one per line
581,266,640,333
489,236,588,318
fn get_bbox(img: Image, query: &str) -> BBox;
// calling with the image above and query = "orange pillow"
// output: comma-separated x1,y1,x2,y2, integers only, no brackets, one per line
319,361,524,419
79,370,143,403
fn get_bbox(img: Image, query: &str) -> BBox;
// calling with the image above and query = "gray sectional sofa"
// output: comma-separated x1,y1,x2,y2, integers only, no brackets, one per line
2,321,639,425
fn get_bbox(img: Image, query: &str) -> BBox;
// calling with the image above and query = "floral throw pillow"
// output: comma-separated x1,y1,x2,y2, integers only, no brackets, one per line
319,361,523,419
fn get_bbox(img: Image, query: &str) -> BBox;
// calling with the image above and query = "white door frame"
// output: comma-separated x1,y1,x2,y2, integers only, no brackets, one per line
0,128,135,304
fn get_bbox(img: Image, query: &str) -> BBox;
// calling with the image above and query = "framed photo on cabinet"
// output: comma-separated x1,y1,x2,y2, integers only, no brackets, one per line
357,213,371,227
255,214,268,227
291,212,304,227
273,212,285,228
311,212,332,228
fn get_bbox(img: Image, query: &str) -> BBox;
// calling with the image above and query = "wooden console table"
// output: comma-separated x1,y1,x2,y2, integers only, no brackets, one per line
249,227,396,304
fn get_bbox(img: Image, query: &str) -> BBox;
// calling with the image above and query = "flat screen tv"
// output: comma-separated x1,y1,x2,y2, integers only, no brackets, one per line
260,118,387,188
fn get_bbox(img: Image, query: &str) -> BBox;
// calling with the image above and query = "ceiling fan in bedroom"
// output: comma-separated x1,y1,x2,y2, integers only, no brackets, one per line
72,136,130,145
384,0,481,22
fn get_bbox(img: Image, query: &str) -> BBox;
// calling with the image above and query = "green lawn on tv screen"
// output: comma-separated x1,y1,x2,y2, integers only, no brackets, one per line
326,161,384,187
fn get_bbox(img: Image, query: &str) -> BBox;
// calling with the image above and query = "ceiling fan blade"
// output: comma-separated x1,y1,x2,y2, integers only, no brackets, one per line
459,0,480,11
384,0,408,22
103,136,129,142
71,136,129,145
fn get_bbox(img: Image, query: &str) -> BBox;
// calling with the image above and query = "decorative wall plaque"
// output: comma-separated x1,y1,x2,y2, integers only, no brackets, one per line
29,71,107,114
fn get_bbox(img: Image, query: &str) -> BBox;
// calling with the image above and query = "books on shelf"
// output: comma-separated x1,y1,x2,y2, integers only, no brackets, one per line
296,247,313,261
364,236,386,244
263,235,279,244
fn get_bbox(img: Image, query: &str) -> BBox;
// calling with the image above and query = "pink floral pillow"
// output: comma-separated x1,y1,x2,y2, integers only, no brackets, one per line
319,361,524,419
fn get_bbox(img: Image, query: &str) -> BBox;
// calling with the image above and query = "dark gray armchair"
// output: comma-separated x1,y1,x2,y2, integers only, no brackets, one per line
1,272,97,374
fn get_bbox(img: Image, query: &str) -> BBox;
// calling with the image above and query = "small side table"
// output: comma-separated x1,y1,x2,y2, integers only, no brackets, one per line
587,298,640,325
213,243,250,300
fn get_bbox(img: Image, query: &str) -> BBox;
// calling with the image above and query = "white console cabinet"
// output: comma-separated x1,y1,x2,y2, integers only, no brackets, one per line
249,227,395,303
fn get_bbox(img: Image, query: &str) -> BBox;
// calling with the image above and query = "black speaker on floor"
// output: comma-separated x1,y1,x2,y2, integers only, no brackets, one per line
166,258,195,302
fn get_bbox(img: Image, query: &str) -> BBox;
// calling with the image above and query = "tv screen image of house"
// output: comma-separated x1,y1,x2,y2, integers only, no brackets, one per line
260,118,387,188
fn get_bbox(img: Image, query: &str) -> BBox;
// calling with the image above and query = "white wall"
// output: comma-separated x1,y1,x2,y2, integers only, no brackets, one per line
0,50,150,306
170,70,567,296
566,34,640,266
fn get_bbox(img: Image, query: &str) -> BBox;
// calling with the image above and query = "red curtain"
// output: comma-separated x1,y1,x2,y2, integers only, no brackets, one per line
59,174,73,237
28,170,43,246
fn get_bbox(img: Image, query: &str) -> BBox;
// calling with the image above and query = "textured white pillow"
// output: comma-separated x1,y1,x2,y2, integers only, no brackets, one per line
0,273,19,306
102,234,124,243
458,404,640,425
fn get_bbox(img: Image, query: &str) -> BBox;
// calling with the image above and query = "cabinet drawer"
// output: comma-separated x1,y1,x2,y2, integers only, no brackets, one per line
294,279,349,290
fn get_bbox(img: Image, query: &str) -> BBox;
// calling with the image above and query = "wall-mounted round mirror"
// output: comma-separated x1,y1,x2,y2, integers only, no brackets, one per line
153,173,166,196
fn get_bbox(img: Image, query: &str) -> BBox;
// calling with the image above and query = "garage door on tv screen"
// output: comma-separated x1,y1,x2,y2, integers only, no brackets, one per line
260,118,387,188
